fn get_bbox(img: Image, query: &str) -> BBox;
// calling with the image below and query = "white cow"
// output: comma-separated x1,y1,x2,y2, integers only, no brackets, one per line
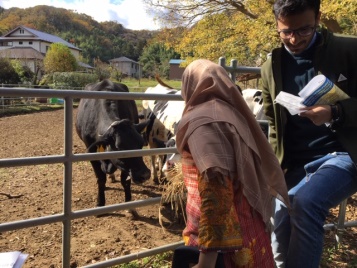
142,86,268,181
242,88,267,120
141,83,185,182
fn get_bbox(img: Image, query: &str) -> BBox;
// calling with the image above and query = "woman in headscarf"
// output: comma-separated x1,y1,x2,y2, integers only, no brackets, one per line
174,59,289,268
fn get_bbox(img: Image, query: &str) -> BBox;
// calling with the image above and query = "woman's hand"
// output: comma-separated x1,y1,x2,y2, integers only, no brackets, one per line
299,105,332,126
191,251,218,268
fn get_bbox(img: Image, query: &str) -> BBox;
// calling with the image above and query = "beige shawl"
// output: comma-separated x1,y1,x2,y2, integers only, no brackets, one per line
176,59,289,224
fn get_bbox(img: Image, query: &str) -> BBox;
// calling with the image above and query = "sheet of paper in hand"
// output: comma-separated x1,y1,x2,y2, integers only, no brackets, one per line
274,91,306,115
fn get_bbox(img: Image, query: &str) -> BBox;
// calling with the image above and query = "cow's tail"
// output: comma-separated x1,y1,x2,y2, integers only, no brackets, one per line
155,74,174,89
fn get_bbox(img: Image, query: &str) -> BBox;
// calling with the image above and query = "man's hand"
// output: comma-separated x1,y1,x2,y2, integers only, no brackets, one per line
299,104,332,125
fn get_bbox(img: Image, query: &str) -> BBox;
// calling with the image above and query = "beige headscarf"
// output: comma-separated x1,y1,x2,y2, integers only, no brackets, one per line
176,59,289,224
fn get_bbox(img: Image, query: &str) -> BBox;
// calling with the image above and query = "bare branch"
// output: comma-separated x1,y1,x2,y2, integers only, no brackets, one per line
143,0,258,28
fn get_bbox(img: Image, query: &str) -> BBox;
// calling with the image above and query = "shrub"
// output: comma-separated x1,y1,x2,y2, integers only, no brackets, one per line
0,58,20,84
51,72,98,89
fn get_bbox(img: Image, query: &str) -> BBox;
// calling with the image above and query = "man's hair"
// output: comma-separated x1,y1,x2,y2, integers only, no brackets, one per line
273,0,320,19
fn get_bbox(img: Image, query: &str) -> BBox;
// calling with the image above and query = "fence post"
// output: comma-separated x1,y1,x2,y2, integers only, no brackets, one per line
218,57,238,82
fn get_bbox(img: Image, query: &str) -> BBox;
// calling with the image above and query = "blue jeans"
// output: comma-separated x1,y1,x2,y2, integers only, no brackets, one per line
272,152,357,268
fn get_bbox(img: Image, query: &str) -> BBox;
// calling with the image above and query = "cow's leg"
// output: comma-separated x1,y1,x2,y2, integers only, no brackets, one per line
151,155,159,184
120,170,132,202
90,160,107,207
102,160,117,183
158,155,167,184
120,170,139,218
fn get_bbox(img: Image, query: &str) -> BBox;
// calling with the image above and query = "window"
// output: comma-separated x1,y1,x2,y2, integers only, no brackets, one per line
0,41,13,46
29,41,33,45
19,41,23,45
19,29,24,34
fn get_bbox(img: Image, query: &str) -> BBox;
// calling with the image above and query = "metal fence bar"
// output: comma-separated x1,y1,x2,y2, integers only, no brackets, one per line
0,148,178,167
218,57,261,81
0,197,162,233
63,97,74,267
83,241,185,268
0,87,184,101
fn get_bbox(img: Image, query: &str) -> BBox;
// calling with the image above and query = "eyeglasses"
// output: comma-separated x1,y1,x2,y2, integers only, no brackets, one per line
278,26,316,40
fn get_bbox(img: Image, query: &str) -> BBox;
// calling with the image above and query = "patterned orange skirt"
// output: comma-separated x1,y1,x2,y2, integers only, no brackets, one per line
181,152,274,268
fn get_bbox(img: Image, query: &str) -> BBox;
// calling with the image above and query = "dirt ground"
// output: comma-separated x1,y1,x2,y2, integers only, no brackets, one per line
0,109,357,268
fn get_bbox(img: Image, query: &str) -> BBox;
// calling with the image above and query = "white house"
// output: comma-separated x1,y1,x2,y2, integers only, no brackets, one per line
109,56,141,78
0,25,92,77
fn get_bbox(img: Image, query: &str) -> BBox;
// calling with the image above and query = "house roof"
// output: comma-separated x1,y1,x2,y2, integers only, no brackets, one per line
169,59,185,65
0,47,44,60
78,61,94,69
1,26,81,51
0,47,94,69
109,56,138,63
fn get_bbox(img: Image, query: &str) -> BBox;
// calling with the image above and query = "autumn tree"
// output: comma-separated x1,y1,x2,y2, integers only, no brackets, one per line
320,0,357,34
144,0,356,34
43,43,78,74
150,0,356,67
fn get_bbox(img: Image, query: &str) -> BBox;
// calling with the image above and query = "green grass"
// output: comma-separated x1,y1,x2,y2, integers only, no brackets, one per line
113,252,174,268
121,77,181,92
0,104,66,117
119,77,182,108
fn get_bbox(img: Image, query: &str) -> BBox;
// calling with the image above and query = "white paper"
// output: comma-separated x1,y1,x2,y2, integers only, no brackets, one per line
274,91,306,115
0,251,28,268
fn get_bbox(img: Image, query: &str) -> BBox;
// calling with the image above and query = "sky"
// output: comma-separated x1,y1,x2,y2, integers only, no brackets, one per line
0,0,161,31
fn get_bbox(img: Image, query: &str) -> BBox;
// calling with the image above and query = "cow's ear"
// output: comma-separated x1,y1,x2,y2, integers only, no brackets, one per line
86,140,108,153
134,120,150,133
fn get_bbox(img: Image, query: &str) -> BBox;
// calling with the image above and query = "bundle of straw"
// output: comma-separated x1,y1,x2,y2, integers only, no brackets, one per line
159,162,187,226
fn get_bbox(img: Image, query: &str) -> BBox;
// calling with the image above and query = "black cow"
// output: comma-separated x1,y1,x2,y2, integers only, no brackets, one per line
75,79,151,207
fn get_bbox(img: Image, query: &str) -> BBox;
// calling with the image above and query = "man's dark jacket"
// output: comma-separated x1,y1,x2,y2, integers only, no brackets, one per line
261,28,357,165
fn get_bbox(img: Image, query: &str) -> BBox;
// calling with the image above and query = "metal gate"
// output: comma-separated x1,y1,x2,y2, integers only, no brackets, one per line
0,87,184,267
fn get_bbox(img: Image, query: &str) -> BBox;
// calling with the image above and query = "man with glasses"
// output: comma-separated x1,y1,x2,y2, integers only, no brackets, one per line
260,0,357,267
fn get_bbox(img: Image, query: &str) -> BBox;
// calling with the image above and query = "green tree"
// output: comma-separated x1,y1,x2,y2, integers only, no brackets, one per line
93,58,111,81
0,58,20,84
139,42,180,78
11,60,34,83
43,43,78,74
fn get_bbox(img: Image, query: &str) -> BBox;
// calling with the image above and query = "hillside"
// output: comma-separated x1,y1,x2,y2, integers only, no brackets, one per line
0,5,158,64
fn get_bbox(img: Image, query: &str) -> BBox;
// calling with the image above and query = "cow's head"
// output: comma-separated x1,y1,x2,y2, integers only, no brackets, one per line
87,119,151,184
152,136,181,176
